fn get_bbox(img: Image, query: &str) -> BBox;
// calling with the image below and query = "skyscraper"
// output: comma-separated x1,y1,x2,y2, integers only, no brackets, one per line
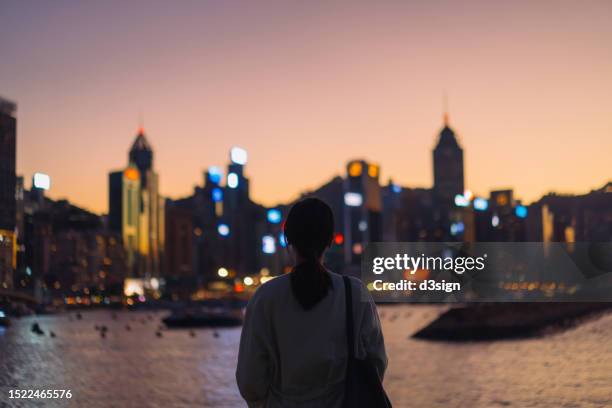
109,166,140,273
344,159,383,265
129,128,153,187
109,128,163,278
0,97,17,289
433,114,464,204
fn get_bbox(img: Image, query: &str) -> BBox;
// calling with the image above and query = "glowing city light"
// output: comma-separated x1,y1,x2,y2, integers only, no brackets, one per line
33,173,51,190
454,194,470,207
358,220,368,231
473,197,489,211
492,215,500,227
267,208,282,224
227,173,239,189
278,232,287,247
334,233,344,245
208,166,223,184
344,192,363,207
124,278,145,297
262,235,276,254
230,147,248,165
123,167,139,181
218,223,230,237
368,164,379,178
243,276,254,286
348,162,362,177
391,183,402,194
450,222,465,236
217,267,229,278
212,187,223,202
515,205,528,218
463,189,474,201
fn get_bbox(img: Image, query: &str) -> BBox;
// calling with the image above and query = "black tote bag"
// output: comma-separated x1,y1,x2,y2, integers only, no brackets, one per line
342,276,392,408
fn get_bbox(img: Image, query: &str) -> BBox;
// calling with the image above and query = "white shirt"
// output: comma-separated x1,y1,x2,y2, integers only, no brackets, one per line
236,271,387,408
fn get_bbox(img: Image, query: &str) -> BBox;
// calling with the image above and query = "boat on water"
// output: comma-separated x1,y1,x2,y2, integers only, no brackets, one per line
163,306,243,328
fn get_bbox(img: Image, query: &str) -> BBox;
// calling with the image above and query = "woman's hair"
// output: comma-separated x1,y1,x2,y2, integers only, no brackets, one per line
284,197,334,310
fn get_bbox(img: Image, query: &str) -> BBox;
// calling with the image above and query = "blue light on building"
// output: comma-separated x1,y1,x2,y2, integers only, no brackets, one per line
515,205,528,218
262,235,276,254
391,183,402,194
358,220,368,232
267,208,282,224
454,194,470,207
450,222,465,236
279,232,287,248
212,187,223,202
227,173,239,189
208,166,223,184
217,223,230,237
473,197,489,211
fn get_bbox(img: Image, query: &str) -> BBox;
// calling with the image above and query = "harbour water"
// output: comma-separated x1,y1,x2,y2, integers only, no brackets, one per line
1,306,611,407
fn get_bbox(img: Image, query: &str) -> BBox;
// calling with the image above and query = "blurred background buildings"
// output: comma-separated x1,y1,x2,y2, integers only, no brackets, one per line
1,94,610,304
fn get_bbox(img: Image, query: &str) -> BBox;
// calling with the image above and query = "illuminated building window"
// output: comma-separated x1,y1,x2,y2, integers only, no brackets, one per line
348,162,362,177
212,187,223,202
218,224,230,237
267,209,282,224
368,164,379,178
124,167,139,181
344,192,363,207
450,222,465,236
492,215,500,227
496,194,508,206
208,166,223,184
230,147,248,165
227,173,239,189
473,197,488,211
454,194,469,207
515,205,528,218
262,235,276,254
33,172,51,190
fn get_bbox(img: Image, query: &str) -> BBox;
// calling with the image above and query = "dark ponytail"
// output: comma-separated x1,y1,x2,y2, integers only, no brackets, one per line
284,198,334,310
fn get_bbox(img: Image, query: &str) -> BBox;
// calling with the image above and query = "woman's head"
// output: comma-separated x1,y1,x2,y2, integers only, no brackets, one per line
283,198,334,310
284,197,334,261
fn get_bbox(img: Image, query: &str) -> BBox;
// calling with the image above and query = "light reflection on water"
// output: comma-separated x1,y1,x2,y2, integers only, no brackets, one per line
0,307,611,407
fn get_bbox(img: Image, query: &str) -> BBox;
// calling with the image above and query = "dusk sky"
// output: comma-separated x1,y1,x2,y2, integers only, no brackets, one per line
1,0,611,214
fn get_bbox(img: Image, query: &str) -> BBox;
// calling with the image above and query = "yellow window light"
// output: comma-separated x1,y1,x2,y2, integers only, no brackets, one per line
348,162,362,177
368,164,379,178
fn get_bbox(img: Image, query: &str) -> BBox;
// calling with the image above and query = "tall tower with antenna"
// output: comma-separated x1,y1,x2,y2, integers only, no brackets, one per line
433,97,464,204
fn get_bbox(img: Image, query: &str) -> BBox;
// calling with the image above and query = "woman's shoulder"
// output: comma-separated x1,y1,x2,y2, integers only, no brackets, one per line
251,273,292,301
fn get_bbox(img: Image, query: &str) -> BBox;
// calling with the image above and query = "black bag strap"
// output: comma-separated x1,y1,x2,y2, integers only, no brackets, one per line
343,276,355,360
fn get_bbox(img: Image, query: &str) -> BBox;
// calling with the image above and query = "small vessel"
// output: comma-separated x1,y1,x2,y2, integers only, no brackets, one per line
163,306,243,328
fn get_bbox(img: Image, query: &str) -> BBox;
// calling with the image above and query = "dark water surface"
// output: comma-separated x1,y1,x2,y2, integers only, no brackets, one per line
1,307,610,407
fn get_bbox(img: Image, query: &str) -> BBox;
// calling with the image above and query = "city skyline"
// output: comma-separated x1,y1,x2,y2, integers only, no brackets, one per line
2,1,611,214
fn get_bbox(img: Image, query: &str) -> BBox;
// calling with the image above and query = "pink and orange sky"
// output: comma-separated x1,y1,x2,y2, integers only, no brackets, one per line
1,0,611,214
